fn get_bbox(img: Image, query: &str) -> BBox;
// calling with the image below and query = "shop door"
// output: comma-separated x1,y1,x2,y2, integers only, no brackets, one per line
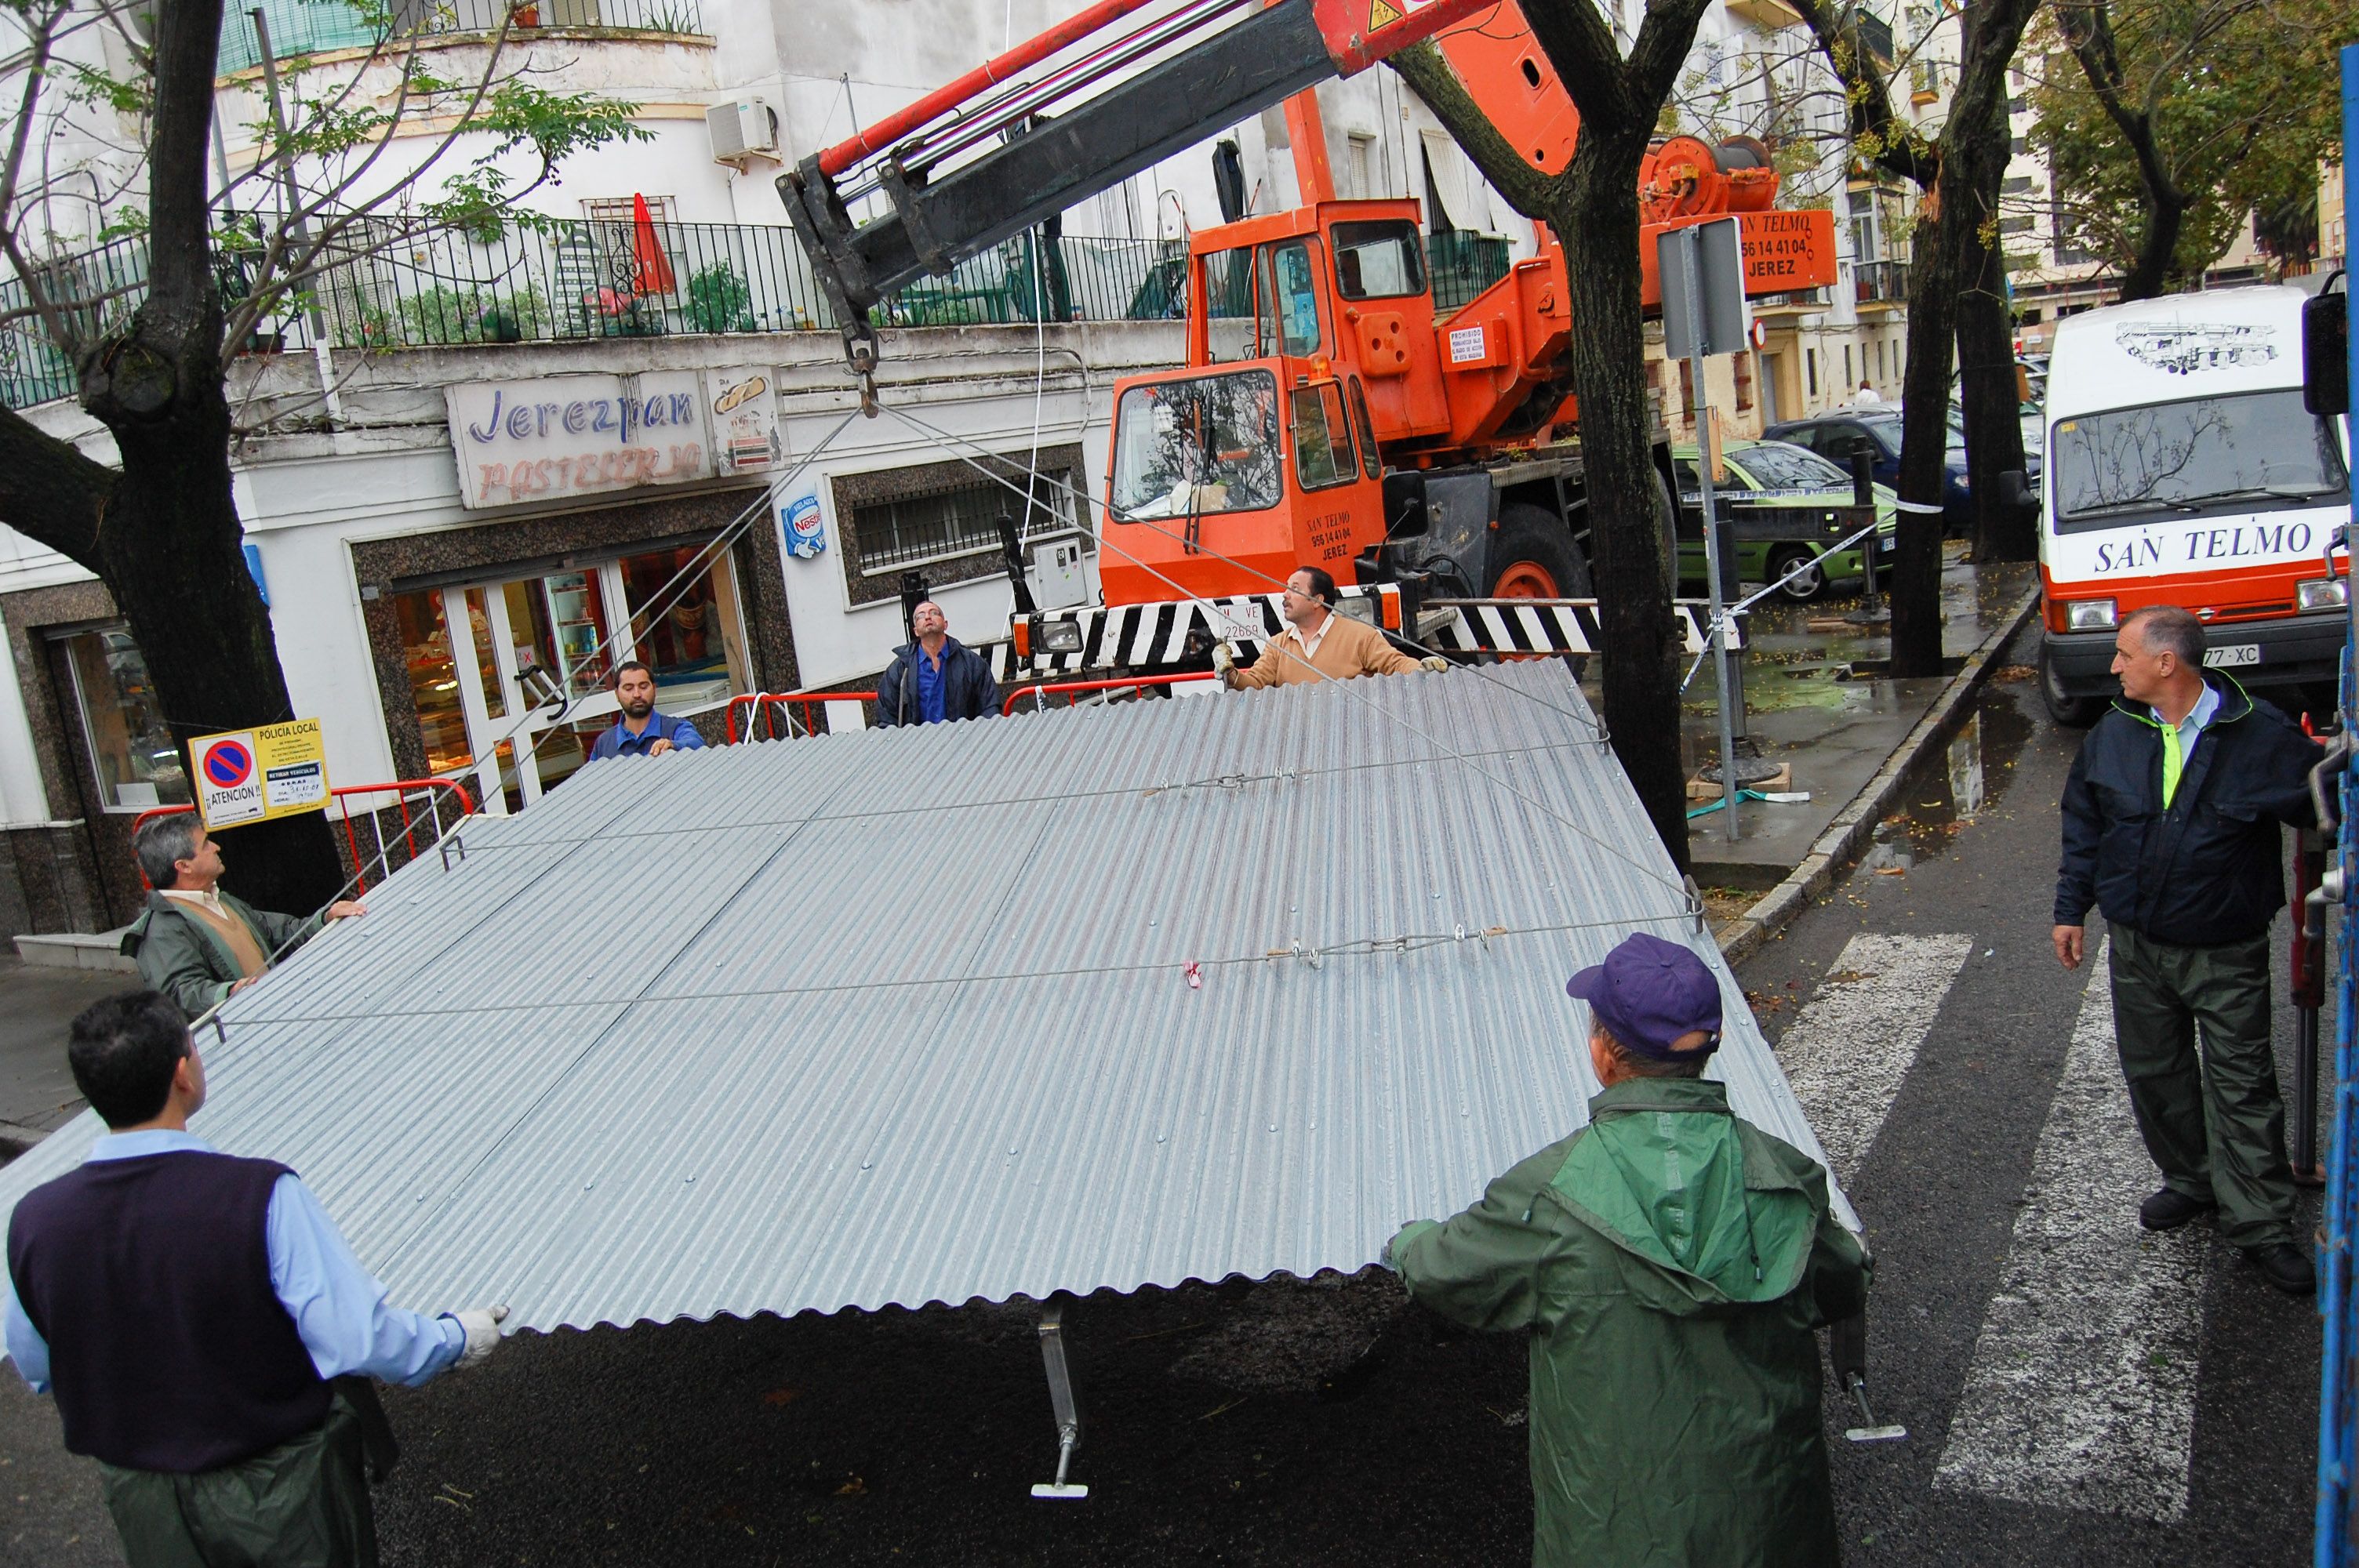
444,564,634,813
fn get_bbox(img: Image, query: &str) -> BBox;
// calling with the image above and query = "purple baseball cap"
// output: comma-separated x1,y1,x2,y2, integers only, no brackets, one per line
1565,932,1724,1062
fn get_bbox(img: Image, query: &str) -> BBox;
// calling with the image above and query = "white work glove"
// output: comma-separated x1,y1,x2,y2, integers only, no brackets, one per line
1211,641,1236,676
1419,655,1448,673
449,1305,509,1370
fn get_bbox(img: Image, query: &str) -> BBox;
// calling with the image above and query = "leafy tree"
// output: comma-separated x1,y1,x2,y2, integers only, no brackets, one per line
2032,0,2343,299
0,0,646,912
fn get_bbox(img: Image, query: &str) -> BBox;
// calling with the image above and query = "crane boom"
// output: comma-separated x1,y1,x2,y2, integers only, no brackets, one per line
778,0,1506,369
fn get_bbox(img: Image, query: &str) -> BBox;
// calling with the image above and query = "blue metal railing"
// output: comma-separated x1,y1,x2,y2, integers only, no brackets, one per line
218,0,707,74
2314,43,2358,1568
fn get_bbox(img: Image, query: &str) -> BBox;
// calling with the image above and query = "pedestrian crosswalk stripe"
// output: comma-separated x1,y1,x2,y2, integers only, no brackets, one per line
1776,933,1975,1181
1931,939,2205,1523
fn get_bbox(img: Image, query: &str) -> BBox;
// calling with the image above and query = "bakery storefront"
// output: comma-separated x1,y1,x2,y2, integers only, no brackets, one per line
360,366,798,815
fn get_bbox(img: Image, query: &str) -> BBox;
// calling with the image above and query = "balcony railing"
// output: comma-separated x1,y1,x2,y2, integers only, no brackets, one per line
219,0,707,74
1427,232,1513,312
0,220,1519,410
1853,258,1910,306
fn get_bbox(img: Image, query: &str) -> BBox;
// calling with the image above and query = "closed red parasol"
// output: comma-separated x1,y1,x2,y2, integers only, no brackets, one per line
630,193,676,294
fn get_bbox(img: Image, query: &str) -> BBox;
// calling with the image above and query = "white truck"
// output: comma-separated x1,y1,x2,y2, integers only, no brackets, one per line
2030,284,2354,724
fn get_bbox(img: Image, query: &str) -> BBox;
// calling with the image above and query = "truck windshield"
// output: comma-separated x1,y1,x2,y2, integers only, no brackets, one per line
1111,370,1283,520
2051,389,2346,532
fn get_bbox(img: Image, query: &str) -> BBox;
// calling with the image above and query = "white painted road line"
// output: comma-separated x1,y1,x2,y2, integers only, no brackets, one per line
1932,939,2206,1523
1776,933,1975,1181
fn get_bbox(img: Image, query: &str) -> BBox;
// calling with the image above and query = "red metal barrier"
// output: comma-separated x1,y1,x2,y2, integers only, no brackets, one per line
727,691,878,743
1001,672,1218,715
130,778,478,893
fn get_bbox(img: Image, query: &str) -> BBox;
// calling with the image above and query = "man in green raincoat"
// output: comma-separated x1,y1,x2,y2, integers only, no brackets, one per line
1388,931,1869,1566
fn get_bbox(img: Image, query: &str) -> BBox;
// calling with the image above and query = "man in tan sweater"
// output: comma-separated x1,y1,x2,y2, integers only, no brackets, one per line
1219,566,1444,689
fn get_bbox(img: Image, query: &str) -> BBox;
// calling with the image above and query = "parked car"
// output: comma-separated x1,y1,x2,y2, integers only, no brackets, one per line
1765,408,1973,535
1670,438,1898,602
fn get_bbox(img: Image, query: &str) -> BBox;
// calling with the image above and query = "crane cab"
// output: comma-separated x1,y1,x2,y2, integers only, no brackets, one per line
1099,203,1421,607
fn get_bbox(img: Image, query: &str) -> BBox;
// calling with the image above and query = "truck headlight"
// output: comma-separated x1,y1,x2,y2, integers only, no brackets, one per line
2298,576,2348,612
1038,620,1083,653
2064,598,2117,630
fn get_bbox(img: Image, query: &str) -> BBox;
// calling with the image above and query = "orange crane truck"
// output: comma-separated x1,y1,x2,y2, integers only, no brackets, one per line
780,0,1840,678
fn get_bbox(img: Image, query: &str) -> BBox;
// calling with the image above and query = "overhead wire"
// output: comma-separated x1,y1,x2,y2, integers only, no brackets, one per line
405,734,1606,856
220,909,1708,1031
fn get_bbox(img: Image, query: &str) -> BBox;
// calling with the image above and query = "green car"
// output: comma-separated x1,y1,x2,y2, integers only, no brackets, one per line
1671,439,1899,603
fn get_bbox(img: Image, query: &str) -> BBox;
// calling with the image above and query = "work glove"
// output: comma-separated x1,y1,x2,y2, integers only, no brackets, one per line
1211,641,1236,676
449,1305,509,1370
1419,655,1448,673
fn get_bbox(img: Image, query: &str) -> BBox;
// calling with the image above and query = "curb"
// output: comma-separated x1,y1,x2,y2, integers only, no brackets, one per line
1716,583,2041,967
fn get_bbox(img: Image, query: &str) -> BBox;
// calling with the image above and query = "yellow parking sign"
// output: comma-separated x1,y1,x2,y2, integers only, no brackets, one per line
191,718,331,829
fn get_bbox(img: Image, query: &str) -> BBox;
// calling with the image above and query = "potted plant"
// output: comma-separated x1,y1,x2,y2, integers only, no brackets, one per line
685,261,753,334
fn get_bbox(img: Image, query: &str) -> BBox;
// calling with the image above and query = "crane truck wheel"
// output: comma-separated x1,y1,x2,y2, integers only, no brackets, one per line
1489,506,1592,670
1489,505,1590,601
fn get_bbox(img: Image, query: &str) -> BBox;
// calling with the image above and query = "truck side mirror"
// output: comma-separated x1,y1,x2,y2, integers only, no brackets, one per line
1997,469,2033,513
2304,286,2348,416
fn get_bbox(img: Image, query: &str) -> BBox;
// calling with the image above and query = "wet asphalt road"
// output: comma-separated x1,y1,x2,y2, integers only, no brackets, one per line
0,635,2327,1566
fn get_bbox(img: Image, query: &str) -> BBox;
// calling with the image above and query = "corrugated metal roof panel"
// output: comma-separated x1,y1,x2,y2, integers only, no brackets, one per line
0,664,1849,1334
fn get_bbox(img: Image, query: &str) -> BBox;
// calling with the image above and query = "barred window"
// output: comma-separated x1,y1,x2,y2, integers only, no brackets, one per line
852,475,1074,577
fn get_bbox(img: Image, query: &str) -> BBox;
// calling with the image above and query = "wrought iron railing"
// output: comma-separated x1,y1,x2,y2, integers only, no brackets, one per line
0,221,1518,409
1427,231,1514,312
1853,258,1910,305
219,0,707,74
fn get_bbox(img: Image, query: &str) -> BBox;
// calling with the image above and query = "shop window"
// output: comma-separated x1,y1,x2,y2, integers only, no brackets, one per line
393,591,474,777
620,544,752,713
56,625,189,812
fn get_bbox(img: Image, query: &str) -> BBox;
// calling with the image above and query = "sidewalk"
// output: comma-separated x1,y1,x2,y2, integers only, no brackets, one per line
1673,553,2039,889
0,957,122,1156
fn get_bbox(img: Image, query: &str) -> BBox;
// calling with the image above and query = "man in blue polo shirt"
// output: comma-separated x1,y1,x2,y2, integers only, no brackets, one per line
587,659,708,761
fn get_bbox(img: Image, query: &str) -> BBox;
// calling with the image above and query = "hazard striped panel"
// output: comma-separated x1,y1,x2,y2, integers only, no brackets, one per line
1014,594,1732,673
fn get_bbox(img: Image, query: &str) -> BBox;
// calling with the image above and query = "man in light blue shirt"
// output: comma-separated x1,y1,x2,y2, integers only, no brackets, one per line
4,991,509,1565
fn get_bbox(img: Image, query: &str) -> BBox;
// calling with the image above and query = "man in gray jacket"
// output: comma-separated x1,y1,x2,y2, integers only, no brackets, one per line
121,815,365,1020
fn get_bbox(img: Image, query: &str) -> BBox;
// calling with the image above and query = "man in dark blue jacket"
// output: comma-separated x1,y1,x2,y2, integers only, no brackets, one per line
2053,604,2323,1293
875,601,1001,728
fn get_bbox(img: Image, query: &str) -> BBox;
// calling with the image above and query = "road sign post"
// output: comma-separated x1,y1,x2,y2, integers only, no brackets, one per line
1661,219,1755,840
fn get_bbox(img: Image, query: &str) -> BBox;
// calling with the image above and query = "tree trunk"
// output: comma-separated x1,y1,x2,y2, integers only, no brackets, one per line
2117,183,2184,301
1888,199,1960,677
75,0,347,916
1953,107,2034,563
1554,138,1688,873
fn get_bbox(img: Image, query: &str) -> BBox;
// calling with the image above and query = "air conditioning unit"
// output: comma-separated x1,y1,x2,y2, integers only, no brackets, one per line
707,99,780,165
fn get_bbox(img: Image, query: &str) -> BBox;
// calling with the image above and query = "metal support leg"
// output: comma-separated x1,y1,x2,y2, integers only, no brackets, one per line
1030,1302,1088,1500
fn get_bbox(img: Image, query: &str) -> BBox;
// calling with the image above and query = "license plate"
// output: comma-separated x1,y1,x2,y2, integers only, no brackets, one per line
1878,535,1896,554
2205,643,2260,668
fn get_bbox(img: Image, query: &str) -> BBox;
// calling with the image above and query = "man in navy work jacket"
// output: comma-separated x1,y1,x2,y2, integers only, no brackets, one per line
876,600,1001,727
587,659,708,761
4,991,509,1566
2053,603,2324,1294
